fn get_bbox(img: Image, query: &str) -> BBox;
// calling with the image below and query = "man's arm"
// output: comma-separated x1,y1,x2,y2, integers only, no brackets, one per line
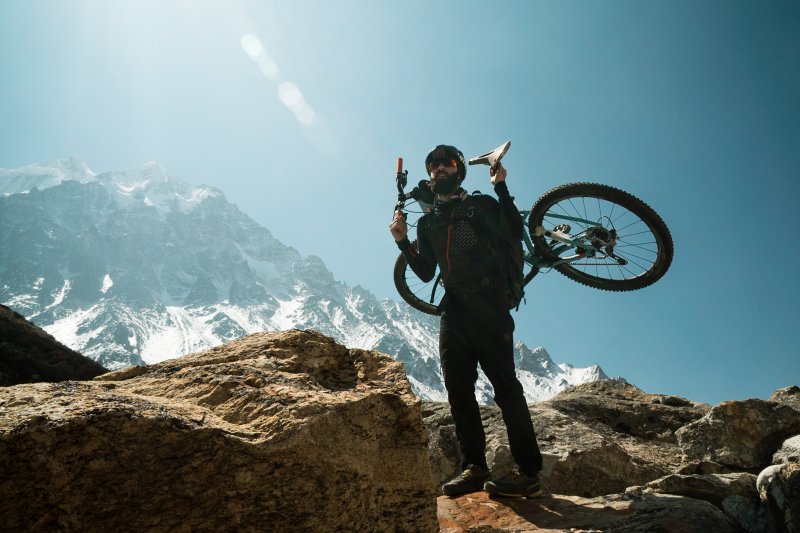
390,211,437,282
490,163,523,238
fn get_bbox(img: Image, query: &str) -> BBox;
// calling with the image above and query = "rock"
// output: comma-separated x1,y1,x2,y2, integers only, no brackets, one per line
625,472,757,507
676,399,800,469
758,464,788,498
0,330,438,532
676,460,734,475
423,402,462,489
0,303,107,385
722,495,777,533
534,404,670,497
424,400,675,498
546,380,709,442
774,435,800,465
626,471,781,531
770,386,800,413
758,463,800,533
437,491,741,532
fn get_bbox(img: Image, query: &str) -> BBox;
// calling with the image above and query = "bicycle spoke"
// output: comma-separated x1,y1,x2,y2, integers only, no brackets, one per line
622,228,655,239
616,249,656,265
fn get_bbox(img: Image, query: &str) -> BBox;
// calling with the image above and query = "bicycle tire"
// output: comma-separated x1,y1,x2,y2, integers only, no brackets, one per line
393,241,441,315
528,182,673,291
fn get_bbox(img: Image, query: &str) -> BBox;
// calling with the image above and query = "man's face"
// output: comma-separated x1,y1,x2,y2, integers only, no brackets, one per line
428,158,460,194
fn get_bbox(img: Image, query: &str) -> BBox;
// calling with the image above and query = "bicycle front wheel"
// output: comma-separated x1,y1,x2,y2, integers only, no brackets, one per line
528,183,673,291
393,241,442,315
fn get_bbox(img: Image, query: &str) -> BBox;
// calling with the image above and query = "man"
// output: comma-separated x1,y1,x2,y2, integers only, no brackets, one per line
389,144,543,498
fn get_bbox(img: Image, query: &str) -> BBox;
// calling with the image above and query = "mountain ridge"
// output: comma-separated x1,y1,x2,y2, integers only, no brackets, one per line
0,157,610,402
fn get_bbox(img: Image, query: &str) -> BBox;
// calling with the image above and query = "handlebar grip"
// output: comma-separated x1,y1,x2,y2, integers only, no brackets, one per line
397,157,403,174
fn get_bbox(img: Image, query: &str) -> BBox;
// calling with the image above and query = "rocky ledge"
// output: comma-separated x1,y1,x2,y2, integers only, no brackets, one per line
0,329,438,532
1,324,798,532
426,381,800,532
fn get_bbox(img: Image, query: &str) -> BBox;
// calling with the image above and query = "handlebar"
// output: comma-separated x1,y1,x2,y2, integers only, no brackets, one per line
394,158,434,214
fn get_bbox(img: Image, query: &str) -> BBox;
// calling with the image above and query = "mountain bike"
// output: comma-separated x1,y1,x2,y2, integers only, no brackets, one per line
393,141,674,315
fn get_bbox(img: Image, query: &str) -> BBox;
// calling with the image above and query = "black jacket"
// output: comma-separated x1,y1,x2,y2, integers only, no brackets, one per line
396,181,522,304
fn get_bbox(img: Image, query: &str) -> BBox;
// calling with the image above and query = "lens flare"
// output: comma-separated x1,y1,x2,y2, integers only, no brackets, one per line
240,34,264,60
240,32,332,150
278,82,303,109
241,33,280,80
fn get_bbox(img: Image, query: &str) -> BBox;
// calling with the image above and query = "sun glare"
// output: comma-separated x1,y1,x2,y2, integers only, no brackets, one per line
239,31,335,155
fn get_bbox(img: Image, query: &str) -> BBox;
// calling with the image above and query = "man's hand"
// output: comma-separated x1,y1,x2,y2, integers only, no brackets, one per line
490,162,507,185
390,210,408,242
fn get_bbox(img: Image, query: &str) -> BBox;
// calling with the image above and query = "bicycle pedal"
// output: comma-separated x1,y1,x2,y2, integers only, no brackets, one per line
548,229,571,248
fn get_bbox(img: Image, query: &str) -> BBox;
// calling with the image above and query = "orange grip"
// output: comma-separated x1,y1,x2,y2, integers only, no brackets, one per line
397,157,403,174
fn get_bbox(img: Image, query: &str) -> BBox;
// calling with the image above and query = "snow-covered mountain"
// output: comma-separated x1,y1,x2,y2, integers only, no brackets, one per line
0,157,609,403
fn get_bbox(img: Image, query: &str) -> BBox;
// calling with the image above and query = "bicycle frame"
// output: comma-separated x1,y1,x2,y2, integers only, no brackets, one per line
520,209,606,271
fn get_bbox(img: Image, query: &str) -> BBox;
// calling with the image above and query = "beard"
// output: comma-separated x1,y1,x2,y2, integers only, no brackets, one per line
430,173,460,195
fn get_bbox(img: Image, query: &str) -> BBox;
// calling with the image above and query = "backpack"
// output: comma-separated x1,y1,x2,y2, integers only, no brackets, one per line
464,194,526,311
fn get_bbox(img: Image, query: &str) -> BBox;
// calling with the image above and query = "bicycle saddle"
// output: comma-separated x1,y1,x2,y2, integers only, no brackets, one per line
468,140,511,170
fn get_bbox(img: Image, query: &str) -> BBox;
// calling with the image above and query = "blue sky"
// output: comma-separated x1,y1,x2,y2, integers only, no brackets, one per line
1,0,798,405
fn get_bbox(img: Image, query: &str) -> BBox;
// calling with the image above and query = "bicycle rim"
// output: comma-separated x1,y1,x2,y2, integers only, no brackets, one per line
529,183,673,291
393,244,442,315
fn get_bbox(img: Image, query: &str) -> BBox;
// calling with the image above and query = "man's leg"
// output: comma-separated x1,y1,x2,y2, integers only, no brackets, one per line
440,311,487,471
439,310,492,496
477,328,543,475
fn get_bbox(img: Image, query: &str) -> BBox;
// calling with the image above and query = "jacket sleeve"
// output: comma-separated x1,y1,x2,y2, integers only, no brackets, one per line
493,181,523,239
395,215,437,282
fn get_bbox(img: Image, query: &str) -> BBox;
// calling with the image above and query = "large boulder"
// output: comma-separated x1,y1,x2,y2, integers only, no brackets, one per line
0,329,438,532
676,399,800,469
0,303,107,385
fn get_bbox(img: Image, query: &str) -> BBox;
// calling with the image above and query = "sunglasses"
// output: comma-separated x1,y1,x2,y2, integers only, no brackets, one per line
427,158,458,173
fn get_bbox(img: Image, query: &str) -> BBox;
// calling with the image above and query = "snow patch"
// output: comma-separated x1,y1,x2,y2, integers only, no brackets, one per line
46,280,71,310
408,375,447,402
100,274,113,294
271,298,303,330
43,305,103,350
139,306,224,364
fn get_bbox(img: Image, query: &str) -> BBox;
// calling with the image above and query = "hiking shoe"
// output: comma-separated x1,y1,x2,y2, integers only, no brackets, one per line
483,468,542,498
442,465,491,497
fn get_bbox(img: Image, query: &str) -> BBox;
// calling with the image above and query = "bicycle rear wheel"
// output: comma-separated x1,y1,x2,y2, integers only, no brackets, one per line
393,241,442,315
528,183,673,291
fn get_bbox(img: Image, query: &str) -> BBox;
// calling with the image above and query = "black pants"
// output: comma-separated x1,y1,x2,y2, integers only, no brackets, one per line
440,291,543,475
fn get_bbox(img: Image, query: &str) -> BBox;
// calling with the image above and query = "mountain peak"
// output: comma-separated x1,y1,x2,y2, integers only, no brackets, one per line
0,156,96,195
137,161,170,182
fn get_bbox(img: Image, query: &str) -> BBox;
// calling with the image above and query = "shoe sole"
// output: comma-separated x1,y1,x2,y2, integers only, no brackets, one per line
486,488,542,499
442,482,490,497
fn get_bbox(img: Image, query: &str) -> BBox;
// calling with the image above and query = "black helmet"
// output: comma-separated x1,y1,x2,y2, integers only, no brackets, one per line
424,145,467,181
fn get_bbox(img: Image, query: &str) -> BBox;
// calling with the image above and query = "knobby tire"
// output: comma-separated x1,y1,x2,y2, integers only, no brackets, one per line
528,182,673,291
393,241,441,315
